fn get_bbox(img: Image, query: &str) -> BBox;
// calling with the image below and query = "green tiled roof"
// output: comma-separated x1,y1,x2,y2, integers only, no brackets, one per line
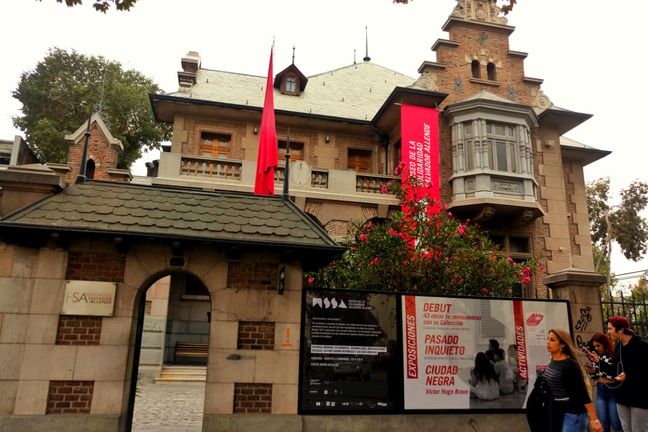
0,181,342,251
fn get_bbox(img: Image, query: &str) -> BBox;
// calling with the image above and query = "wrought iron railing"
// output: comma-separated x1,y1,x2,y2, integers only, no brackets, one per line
601,291,648,337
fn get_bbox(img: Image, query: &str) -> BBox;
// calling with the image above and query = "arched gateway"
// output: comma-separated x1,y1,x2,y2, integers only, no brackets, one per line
0,181,342,431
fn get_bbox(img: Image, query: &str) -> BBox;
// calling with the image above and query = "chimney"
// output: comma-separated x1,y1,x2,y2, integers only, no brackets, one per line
178,51,201,92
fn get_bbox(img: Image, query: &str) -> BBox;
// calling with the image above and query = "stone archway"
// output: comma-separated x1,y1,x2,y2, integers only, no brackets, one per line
120,243,228,432
128,271,211,432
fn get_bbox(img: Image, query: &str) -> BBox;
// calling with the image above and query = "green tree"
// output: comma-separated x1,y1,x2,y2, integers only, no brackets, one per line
38,0,137,13
587,178,648,266
13,48,168,168
629,276,648,303
307,176,541,296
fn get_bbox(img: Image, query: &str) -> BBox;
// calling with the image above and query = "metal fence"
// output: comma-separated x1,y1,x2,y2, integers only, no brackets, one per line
601,291,648,337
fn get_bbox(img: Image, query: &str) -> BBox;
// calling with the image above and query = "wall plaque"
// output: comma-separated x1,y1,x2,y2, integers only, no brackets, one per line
62,280,117,316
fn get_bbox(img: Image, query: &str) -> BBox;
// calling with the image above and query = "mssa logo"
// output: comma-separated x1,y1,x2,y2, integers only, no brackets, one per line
312,297,347,309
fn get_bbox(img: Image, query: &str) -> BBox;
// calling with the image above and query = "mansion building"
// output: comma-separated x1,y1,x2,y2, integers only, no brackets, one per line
0,1,608,431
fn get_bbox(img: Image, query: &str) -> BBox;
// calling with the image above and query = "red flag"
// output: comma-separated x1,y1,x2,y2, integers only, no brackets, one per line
400,104,440,214
254,46,278,195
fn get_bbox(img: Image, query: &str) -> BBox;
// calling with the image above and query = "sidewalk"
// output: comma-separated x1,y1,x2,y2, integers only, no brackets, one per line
132,382,205,432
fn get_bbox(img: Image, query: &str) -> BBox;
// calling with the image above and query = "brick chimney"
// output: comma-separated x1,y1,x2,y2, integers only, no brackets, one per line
59,113,131,184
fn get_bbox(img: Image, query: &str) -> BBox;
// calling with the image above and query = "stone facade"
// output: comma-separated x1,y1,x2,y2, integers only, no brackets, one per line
0,238,305,430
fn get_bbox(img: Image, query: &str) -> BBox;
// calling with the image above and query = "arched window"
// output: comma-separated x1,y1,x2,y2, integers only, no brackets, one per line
487,62,497,81
86,159,95,180
471,60,481,79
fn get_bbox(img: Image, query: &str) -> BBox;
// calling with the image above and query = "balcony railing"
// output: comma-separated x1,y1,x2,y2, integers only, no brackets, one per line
311,169,328,189
356,173,397,194
167,154,397,201
180,156,242,180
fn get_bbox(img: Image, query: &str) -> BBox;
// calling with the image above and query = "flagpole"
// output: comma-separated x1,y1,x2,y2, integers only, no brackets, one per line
282,128,291,200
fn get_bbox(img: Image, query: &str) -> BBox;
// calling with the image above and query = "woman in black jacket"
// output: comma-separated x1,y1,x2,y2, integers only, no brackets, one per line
606,316,648,432
544,328,602,432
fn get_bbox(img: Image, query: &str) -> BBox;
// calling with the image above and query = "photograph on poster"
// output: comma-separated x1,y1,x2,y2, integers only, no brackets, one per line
402,295,570,410
300,289,398,413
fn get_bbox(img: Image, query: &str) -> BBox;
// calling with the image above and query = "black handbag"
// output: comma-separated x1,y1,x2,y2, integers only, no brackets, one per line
526,373,562,432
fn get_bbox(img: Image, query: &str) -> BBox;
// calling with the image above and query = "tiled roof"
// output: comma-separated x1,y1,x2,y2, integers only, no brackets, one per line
560,136,591,149
168,61,415,121
0,182,342,251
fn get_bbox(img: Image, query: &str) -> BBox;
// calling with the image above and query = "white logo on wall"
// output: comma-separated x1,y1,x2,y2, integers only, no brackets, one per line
312,297,347,309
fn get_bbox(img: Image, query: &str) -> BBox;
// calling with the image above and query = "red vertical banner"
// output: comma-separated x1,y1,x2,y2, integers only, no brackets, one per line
403,295,419,379
513,300,529,383
254,45,278,196
400,104,440,213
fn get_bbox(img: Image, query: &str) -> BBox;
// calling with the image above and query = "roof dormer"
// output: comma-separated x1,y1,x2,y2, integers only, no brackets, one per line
274,64,308,96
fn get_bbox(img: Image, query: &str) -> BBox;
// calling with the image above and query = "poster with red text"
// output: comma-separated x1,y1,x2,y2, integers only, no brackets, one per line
402,295,569,410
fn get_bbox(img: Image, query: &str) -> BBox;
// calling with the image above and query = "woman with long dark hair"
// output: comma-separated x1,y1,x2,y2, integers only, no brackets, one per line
588,333,623,432
469,351,499,400
545,328,602,432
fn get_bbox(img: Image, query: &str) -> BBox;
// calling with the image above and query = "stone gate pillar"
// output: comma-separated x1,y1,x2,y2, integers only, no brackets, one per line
544,268,606,349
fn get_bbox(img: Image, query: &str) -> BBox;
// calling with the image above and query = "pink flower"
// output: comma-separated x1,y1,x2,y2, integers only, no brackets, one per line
447,211,453,217
370,257,380,266
359,233,368,242
433,249,442,261
481,287,489,296
402,259,409,266
457,225,466,236
506,257,514,264
307,277,315,284
380,185,388,194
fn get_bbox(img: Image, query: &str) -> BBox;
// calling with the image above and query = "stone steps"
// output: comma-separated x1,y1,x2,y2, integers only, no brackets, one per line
154,365,207,383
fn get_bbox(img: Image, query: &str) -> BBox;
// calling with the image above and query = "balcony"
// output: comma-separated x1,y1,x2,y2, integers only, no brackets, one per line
155,153,399,205
448,171,543,225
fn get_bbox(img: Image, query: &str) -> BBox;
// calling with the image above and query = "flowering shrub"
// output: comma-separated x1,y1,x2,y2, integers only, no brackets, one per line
306,175,542,297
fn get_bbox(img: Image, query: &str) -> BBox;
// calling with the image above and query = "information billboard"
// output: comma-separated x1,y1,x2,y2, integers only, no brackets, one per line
299,289,570,413
402,295,569,410
300,289,398,412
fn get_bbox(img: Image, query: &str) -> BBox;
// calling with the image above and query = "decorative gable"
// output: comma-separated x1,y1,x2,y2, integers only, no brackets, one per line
274,64,308,95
